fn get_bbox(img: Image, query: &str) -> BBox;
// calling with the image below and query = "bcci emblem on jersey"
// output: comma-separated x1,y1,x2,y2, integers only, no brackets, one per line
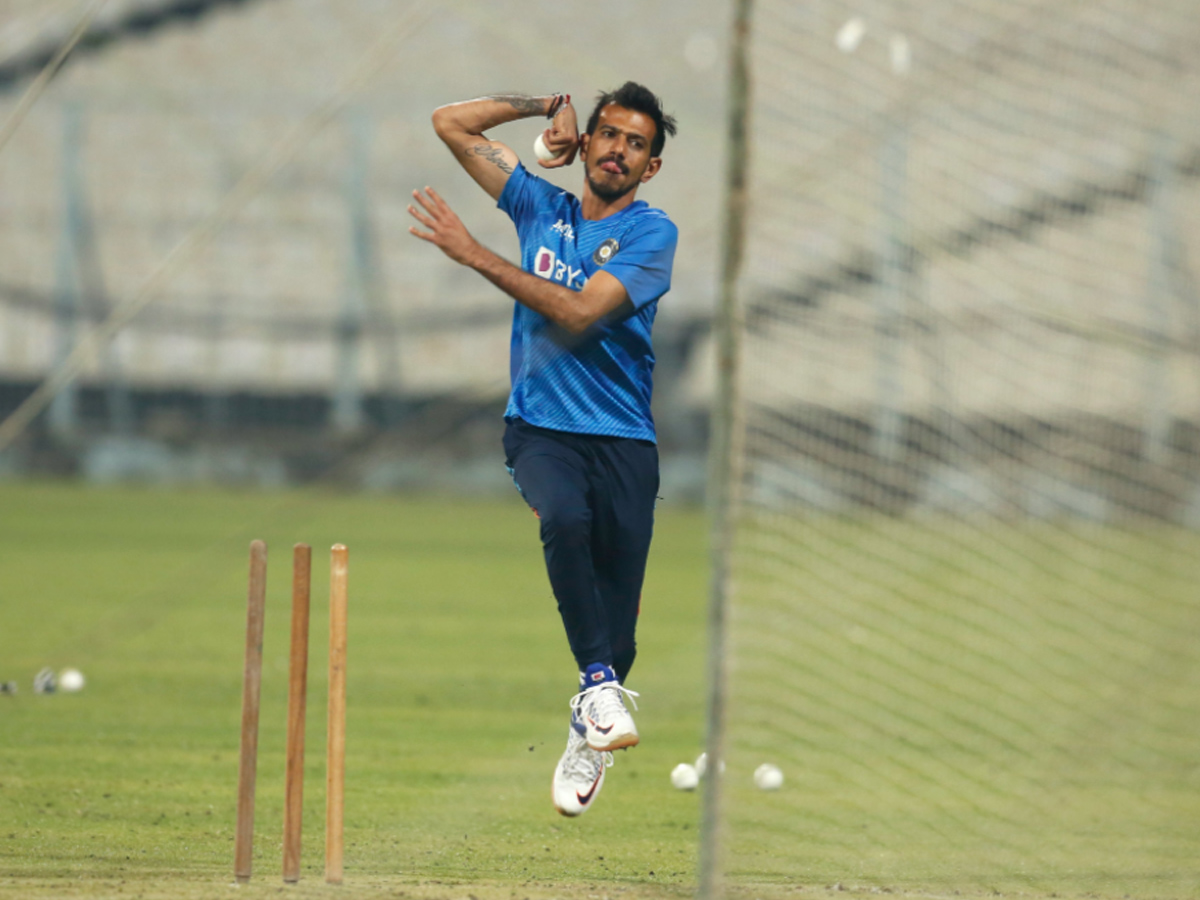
593,238,619,266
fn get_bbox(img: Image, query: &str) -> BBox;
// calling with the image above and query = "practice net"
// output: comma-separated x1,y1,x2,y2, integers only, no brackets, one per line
709,1,1200,897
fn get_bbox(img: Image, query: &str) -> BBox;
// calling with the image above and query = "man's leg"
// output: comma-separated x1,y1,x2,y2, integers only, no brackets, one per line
503,419,611,669
590,436,659,684
561,434,656,765
504,419,632,816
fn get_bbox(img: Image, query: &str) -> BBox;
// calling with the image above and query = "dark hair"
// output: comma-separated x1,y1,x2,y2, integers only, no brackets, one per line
585,82,677,158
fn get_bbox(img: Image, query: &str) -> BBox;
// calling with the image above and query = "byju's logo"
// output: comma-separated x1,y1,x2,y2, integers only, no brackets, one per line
534,247,557,279
532,247,586,289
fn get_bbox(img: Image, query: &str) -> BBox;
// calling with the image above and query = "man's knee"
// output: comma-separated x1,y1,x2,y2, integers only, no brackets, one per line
539,504,592,547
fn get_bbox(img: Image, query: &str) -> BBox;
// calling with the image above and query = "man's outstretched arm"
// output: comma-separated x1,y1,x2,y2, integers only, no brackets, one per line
432,94,578,200
408,186,631,335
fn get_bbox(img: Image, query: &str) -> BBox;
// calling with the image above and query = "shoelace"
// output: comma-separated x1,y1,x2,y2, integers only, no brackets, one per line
564,734,614,780
569,680,640,721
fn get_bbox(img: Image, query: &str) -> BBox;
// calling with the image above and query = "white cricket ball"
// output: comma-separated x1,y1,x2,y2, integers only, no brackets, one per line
533,132,564,162
58,668,86,693
671,763,699,791
753,763,784,791
695,752,725,778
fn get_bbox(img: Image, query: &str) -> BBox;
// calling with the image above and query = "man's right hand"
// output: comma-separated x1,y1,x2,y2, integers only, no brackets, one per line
537,102,579,169
432,93,569,200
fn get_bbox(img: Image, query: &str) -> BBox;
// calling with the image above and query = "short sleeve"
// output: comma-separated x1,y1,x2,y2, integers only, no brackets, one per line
603,216,678,311
497,162,561,231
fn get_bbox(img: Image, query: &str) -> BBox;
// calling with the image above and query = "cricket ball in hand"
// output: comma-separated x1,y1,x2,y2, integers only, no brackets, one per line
534,132,565,162
671,763,699,791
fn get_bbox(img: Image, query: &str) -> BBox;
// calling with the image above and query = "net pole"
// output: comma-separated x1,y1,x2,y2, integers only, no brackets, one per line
698,0,753,897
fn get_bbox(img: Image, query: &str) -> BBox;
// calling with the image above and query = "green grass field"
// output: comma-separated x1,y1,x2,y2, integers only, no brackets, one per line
722,513,1200,900
3,481,1198,900
0,482,709,899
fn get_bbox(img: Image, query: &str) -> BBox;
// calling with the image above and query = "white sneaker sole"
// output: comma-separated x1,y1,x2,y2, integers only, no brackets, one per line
585,726,639,753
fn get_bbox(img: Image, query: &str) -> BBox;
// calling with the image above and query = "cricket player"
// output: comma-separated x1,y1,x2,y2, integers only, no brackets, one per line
408,83,677,816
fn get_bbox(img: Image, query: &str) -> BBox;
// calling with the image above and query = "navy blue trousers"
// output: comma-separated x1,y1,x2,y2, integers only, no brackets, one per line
503,417,658,683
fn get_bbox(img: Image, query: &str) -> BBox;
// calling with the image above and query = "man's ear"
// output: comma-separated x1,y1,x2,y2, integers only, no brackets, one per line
639,157,663,184
579,132,591,159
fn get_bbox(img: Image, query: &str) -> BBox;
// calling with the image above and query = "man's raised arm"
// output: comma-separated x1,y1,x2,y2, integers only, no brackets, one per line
432,94,578,200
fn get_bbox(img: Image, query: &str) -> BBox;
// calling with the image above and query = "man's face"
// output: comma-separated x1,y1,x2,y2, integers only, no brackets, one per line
581,105,663,203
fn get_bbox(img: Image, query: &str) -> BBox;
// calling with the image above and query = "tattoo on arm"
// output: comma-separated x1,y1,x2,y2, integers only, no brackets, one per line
486,94,545,116
467,143,514,174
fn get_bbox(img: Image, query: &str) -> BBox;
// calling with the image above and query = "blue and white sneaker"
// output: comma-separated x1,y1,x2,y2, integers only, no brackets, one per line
552,725,612,816
569,663,640,752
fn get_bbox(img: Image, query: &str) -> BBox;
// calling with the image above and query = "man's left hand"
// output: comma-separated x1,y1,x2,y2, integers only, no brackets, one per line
408,187,480,266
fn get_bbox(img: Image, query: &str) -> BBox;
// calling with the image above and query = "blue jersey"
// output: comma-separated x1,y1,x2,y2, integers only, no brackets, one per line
497,163,677,442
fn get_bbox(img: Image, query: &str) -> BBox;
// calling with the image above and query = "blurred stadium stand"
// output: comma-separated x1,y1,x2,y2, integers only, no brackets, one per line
3,1,1195,514
734,0,1200,520
0,0,722,494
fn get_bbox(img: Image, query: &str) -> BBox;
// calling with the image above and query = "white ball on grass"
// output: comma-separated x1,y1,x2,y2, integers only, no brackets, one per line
695,752,724,778
753,763,784,791
671,763,699,791
59,668,86,692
